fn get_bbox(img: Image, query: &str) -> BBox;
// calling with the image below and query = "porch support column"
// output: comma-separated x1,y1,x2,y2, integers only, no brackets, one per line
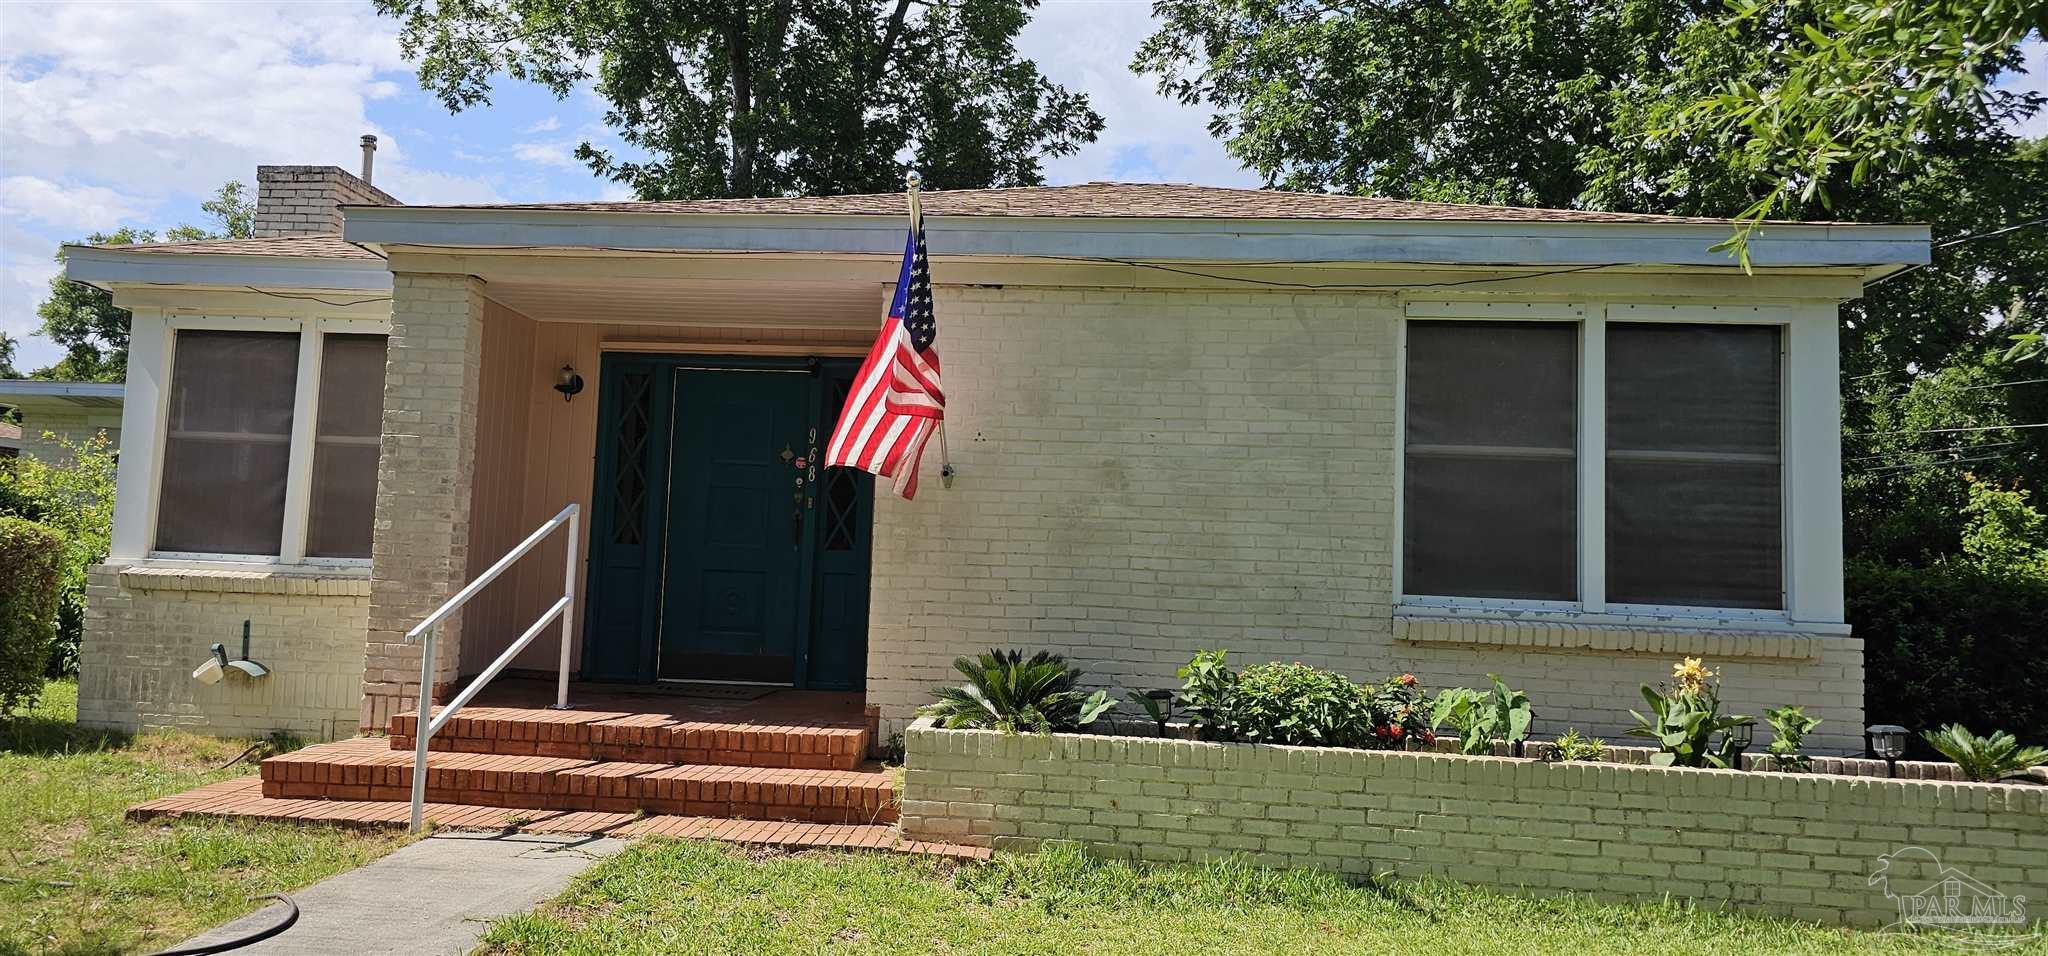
361,273,486,732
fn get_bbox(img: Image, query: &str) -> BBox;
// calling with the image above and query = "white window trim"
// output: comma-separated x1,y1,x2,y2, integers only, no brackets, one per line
109,310,392,567
1392,299,1846,633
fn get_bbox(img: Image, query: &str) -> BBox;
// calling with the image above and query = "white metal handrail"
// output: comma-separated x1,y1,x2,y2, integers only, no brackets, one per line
406,502,580,831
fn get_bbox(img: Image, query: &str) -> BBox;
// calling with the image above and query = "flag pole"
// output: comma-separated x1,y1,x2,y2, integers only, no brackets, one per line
908,169,956,490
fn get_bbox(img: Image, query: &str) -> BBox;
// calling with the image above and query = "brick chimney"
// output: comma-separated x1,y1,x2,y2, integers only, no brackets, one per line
253,157,401,238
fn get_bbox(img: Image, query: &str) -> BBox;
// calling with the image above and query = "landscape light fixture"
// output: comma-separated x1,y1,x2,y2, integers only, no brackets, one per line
1727,721,1755,764
1866,724,1909,778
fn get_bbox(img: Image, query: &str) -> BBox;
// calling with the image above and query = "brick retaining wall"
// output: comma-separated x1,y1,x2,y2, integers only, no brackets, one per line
901,720,2048,928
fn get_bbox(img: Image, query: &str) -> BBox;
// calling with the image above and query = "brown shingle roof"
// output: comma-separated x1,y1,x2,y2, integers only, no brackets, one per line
89,235,384,260
399,182,1766,225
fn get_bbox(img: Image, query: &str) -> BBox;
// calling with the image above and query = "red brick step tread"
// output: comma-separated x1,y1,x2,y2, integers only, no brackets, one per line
264,738,897,824
388,706,870,771
127,777,985,859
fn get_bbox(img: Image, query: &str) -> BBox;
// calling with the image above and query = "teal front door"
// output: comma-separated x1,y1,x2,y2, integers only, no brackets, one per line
582,355,873,688
660,367,813,682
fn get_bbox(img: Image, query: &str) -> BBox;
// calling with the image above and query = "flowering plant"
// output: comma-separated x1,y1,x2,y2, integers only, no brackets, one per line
1362,674,1435,750
1628,658,1751,768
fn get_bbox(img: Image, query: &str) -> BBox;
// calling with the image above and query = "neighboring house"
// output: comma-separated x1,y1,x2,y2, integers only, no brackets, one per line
60,154,1928,750
0,380,125,462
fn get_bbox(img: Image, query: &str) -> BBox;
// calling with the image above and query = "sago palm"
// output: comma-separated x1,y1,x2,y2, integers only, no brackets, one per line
1922,724,2048,783
920,650,1115,733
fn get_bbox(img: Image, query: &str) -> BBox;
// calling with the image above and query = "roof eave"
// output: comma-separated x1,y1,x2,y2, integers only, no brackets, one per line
340,204,1930,271
60,245,393,293
0,381,126,413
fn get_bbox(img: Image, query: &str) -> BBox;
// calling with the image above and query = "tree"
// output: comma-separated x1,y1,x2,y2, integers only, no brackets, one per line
0,332,18,379
32,181,253,382
1670,0,2044,239
1134,0,2047,566
374,0,1104,199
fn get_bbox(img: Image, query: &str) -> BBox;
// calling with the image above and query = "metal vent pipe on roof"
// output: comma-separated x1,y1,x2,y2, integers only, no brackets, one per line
360,134,378,184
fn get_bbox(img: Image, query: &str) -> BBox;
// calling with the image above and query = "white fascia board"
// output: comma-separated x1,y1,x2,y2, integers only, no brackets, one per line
61,246,392,292
0,381,125,401
341,205,1931,270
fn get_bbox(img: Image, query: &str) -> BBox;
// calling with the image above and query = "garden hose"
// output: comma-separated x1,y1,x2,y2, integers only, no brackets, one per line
144,893,299,955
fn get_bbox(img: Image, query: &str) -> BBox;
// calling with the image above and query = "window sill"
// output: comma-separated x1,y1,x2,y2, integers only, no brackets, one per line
1393,604,1849,662
105,561,371,597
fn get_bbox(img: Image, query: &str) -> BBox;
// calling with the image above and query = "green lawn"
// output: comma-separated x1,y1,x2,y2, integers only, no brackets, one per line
479,839,2043,956
0,680,409,955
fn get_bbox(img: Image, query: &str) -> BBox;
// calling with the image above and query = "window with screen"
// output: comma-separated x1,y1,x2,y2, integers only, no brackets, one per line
306,334,387,558
155,330,299,554
1606,323,1783,609
1403,321,1578,601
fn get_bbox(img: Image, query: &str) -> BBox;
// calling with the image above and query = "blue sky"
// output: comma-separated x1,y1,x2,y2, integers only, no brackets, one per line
0,1,2040,372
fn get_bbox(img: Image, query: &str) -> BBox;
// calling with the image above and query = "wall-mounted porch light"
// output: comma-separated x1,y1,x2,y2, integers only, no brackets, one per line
1866,724,1909,778
553,365,585,403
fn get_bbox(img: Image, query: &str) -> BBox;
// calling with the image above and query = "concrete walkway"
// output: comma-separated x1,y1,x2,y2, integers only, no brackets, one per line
173,832,629,955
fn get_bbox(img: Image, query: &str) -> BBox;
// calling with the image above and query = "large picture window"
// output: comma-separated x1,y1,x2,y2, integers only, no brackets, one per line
1607,323,1783,609
1402,314,1792,618
150,322,387,562
156,330,299,554
1402,321,1577,601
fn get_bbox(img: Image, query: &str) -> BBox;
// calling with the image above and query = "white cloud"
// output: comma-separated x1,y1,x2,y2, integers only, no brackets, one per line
512,139,583,170
524,116,562,133
1017,0,1257,187
1,227,63,369
0,176,146,233
0,0,501,371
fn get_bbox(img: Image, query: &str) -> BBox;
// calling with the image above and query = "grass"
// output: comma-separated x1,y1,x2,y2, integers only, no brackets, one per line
0,679,410,955
479,840,2046,956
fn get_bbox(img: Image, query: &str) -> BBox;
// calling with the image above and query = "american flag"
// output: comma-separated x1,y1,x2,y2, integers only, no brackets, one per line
825,217,943,499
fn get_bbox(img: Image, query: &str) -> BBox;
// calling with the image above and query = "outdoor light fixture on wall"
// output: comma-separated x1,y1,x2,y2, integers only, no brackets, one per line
553,365,585,402
1866,724,1909,778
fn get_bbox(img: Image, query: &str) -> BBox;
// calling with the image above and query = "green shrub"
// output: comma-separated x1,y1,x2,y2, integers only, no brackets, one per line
1173,652,1433,749
920,649,1115,733
1175,649,1239,741
0,516,66,716
1849,558,2048,753
1920,724,2048,783
1542,728,1607,763
0,431,115,676
1762,705,1821,773
1430,674,1533,756
1229,661,1375,747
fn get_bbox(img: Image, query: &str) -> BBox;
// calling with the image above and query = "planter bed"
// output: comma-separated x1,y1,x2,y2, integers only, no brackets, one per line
900,718,2048,930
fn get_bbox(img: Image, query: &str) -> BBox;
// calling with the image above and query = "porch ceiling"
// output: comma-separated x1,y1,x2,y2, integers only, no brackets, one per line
483,274,889,328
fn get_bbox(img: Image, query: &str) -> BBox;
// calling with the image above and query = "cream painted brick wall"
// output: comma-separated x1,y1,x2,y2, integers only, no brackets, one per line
868,286,1864,753
362,273,486,731
75,566,368,740
11,413,119,464
902,724,2048,928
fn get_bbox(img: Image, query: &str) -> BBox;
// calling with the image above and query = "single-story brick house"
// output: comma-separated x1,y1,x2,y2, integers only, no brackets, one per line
0,380,125,462
62,159,1928,753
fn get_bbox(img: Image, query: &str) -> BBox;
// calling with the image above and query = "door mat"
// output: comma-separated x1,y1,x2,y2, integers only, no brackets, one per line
649,683,779,701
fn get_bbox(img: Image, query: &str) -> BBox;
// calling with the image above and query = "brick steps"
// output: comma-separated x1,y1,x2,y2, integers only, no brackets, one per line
389,706,871,771
128,777,984,859
262,738,897,824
